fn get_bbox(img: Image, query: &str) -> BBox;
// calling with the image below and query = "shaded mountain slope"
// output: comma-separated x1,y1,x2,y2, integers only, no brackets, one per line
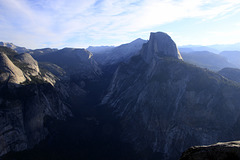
218,67,240,83
0,47,72,156
103,32,240,160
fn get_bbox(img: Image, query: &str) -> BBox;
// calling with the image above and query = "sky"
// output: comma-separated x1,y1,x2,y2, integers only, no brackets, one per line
1,0,240,49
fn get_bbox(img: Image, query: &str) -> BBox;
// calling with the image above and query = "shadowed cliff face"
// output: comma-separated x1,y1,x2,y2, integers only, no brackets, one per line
103,32,240,160
0,83,71,156
0,47,72,156
0,46,106,157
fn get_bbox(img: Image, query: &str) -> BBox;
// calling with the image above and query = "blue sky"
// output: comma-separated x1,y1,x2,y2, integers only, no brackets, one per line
0,0,240,49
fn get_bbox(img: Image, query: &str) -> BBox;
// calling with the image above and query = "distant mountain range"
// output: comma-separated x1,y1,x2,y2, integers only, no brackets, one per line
88,38,147,65
2,40,240,54
1,40,240,72
1,34,240,160
179,43,240,53
181,51,236,71
0,42,29,53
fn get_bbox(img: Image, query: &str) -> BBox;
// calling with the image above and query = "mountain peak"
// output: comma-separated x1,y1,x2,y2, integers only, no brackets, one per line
0,41,29,53
141,32,182,63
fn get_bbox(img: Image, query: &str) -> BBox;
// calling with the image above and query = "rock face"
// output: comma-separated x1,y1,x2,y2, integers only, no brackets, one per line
16,53,40,76
0,47,72,156
0,52,26,84
141,32,182,63
180,141,240,160
0,83,71,156
103,32,240,160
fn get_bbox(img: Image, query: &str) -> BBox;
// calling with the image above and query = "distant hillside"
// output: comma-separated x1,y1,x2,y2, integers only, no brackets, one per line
181,51,235,71
87,46,114,54
27,48,58,58
218,68,240,83
179,43,240,53
220,51,240,68
92,38,147,65
210,43,240,51
179,45,219,53
32,48,102,80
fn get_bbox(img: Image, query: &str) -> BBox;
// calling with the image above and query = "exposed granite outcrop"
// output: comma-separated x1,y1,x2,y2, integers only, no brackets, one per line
141,32,182,63
180,141,240,160
0,52,26,84
15,53,40,76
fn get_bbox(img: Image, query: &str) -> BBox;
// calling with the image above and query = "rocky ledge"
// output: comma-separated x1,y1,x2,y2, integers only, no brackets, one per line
180,141,240,160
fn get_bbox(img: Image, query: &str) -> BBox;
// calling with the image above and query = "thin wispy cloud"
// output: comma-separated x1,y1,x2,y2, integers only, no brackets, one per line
0,0,240,48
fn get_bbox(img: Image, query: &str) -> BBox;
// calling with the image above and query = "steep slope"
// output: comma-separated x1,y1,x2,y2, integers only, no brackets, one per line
141,32,182,62
103,32,240,160
180,141,240,160
0,83,71,156
15,53,40,76
181,51,235,71
0,47,72,156
218,68,240,83
93,38,147,65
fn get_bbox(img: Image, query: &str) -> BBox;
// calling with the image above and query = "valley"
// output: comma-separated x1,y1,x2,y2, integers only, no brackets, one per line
1,32,240,160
